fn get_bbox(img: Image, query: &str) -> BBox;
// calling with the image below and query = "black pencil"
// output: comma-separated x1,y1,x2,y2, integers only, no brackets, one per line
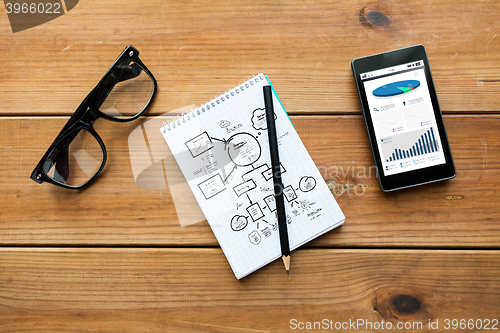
263,85,291,276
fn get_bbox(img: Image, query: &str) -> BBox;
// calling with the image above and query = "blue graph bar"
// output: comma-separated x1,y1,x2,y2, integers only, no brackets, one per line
430,127,438,151
424,133,431,153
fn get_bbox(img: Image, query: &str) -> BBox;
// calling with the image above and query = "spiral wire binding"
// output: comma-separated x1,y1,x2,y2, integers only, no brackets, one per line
162,73,265,133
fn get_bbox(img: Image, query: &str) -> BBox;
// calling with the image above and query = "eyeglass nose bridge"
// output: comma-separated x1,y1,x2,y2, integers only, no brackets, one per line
82,106,101,124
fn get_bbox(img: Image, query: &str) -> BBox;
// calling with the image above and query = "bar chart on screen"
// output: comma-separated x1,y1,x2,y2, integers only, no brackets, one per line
380,127,440,163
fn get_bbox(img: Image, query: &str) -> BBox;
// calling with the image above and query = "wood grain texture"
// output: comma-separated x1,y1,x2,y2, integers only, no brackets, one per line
1,248,499,332
0,0,499,116
1,0,499,330
2,115,498,247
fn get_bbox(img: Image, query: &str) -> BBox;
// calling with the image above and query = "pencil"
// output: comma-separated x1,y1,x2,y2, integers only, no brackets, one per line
263,85,291,276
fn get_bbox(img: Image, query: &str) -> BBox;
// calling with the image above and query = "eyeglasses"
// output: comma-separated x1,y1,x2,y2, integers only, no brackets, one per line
30,45,157,189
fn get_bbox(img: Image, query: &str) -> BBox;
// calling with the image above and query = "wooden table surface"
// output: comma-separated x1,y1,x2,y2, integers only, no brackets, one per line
1,0,499,331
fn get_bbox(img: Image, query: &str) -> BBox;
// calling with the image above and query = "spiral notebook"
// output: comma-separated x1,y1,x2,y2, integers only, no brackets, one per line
161,74,345,279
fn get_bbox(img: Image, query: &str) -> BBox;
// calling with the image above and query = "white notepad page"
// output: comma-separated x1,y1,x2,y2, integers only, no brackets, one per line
161,74,345,279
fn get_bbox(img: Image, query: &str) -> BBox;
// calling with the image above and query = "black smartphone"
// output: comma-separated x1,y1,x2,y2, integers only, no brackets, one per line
351,45,455,191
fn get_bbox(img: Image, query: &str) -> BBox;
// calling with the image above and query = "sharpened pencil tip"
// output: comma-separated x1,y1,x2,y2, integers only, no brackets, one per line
282,255,290,275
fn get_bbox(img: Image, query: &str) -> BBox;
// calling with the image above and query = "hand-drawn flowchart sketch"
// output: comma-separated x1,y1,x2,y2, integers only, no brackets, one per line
180,105,323,247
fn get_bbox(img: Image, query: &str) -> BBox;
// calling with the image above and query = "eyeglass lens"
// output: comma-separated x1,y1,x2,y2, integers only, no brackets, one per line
43,128,104,187
98,58,155,119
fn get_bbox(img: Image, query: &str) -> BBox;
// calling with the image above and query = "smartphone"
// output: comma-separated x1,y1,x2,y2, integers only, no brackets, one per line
351,45,455,191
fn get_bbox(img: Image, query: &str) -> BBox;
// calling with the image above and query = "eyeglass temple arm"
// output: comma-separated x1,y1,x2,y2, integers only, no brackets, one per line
94,63,143,110
116,63,143,82
42,131,79,184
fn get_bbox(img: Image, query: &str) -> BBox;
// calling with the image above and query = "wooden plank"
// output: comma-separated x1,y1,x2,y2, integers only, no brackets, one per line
0,0,499,116
0,248,499,332
2,115,499,247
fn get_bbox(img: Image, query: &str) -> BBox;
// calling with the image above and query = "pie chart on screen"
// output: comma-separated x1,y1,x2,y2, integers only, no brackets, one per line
373,80,420,97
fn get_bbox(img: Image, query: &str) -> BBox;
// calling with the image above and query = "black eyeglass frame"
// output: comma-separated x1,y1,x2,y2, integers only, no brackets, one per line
30,45,157,189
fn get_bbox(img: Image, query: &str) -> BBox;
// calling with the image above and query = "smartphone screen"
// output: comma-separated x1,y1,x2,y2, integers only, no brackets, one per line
359,60,447,176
